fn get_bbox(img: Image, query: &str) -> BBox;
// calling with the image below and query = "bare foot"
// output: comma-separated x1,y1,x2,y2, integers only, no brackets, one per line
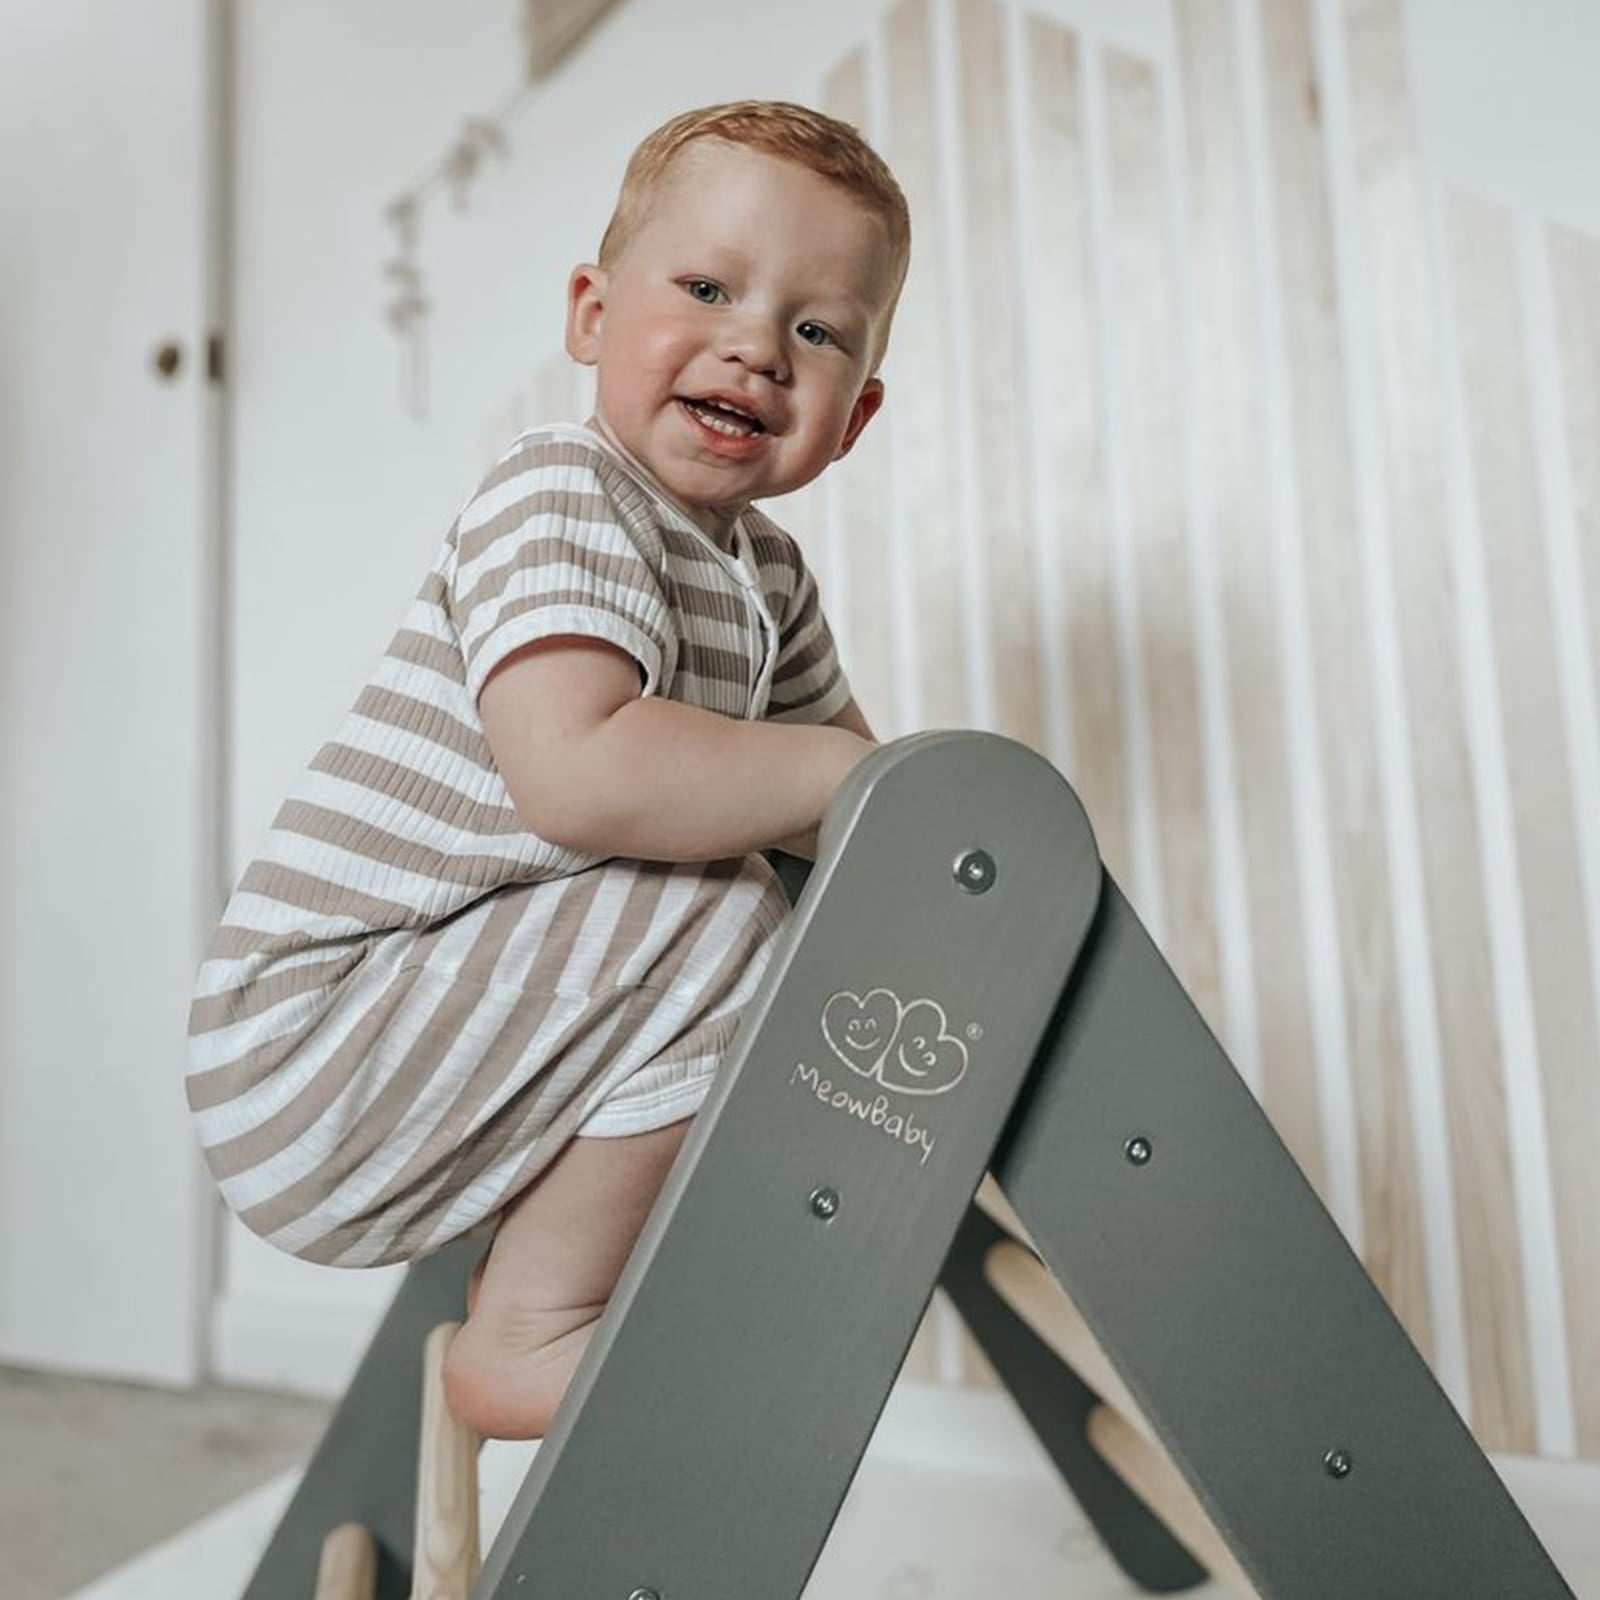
443,1299,604,1440
443,1120,691,1440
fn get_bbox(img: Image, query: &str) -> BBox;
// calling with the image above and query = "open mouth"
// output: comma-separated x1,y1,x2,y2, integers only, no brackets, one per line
678,396,766,437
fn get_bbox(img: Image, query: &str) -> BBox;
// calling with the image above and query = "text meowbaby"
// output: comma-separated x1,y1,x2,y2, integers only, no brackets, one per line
789,1061,937,1166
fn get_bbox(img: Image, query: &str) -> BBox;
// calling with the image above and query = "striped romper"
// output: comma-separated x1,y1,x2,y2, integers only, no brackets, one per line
186,421,852,1268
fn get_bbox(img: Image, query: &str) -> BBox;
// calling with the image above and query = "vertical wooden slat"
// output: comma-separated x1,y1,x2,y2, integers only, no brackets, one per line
1340,0,1535,1451
1023,16,1133,882
885,0,969,728
1546,220,1600,1456
822,48,898,733
955,0,1043,749
1102,47,1224,1035
1258,0,1433,1356
1449,192,1600,1455
1550,224,1600,821
1175,0,1327,1195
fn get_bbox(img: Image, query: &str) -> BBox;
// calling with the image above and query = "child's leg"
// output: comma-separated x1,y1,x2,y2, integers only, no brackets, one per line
442,1117,692,1440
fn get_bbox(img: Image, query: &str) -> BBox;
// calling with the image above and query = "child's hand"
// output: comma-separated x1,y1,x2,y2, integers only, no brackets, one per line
772,729,876,859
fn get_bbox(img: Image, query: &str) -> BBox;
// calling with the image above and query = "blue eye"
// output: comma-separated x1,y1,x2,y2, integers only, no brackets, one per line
797,322,835,347
684,278,725,304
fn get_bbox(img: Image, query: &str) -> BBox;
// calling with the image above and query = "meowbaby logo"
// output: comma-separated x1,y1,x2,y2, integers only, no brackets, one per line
789,987,974,1167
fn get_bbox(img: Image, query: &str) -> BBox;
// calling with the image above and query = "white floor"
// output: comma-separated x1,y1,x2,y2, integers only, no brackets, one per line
68,1386,1599,1599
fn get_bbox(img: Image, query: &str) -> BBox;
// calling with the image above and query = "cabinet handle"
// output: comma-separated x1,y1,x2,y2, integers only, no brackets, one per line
152,339,184,380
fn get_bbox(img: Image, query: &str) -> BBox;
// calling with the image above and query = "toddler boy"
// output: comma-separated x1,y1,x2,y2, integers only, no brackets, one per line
186,99,910,1440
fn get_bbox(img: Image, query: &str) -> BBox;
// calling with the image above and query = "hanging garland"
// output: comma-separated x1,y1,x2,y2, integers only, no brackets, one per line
381,0,623,418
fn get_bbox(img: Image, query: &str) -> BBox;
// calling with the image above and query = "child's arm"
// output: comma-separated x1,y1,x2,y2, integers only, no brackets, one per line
768,696,879,860
479,636,874,862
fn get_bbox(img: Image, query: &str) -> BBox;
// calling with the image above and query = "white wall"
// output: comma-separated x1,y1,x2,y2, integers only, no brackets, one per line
1407,0,1600,234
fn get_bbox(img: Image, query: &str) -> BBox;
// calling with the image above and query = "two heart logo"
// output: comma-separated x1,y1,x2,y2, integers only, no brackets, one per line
820,988,968,1096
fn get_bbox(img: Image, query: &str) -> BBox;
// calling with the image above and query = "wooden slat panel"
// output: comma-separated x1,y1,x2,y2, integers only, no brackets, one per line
1449,191,1600,1454
1174,0,1327,1194
1023,16,1132,882
1341,0,1535,1451
1103,47,1224,1034
955,0,1043,749
1259,0,1433,1356
821,48,898,734
885,0,969,728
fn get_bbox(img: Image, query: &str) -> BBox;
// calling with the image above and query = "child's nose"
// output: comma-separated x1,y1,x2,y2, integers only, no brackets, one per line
717,315,788,381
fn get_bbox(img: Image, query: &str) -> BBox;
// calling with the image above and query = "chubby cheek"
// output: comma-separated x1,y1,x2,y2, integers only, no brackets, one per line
602,316,696,411
804,389,864,460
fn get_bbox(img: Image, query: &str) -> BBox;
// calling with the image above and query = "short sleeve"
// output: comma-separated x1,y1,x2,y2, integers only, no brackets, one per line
448,435,676,705
763,537,852,724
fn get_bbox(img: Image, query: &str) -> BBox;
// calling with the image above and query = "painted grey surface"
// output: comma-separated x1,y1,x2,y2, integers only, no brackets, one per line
240,730,1573,1598
994,876,1576,1598
940,1201,1207,1592
474,731,1102,1598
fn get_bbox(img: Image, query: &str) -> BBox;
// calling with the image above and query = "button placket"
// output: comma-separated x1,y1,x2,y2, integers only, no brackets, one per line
731,523,778,719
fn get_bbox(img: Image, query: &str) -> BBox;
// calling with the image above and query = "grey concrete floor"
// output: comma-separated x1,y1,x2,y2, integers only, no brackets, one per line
0,1363,332,1600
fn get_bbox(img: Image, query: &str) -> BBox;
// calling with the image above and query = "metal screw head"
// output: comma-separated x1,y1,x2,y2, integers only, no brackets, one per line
629,1590,662,1600
809,1186,840,1221
1323,1448,1353,1479
1124,1136,1153,1166
953,849,996,894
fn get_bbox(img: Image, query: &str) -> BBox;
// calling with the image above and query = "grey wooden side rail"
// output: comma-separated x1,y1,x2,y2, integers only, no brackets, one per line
242,730,1575,1599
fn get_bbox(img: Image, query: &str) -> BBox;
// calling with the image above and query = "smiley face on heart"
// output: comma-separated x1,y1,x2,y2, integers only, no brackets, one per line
821,988,902,1079
875,998,968,1096
820,989,969,1096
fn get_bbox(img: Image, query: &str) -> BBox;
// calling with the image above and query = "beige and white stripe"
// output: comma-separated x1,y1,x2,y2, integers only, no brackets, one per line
188,422,848,1265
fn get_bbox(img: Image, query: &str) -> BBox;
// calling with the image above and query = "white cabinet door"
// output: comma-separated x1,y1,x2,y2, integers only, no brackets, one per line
0,0,217,1383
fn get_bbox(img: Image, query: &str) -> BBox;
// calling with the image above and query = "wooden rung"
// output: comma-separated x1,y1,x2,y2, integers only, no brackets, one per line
983,1237,1154,1443
1088,1404,1262,1598
413,1321,482,1600
313,1522,376,1600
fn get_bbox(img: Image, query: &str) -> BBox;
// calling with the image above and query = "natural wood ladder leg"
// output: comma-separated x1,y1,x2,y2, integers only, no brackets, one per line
313,1524,376,1600
411,1322,481,1600
309,1321,481,1600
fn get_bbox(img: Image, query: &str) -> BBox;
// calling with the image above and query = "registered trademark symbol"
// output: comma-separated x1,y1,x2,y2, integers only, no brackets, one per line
966,1024,983,1041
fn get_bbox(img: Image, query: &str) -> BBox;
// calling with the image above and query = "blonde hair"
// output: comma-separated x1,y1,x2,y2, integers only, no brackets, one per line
597,100,911,370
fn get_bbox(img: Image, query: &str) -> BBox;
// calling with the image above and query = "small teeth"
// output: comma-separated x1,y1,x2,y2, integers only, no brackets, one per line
684,397,763,434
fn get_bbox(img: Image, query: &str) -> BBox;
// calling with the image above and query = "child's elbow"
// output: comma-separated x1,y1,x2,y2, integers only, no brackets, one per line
505,775,614,855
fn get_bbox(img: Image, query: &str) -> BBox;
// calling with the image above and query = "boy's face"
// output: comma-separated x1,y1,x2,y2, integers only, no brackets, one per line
566,141,895,522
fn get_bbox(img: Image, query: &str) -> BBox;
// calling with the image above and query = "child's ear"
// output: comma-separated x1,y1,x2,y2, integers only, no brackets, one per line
565,263,608,365
833,377,885,461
